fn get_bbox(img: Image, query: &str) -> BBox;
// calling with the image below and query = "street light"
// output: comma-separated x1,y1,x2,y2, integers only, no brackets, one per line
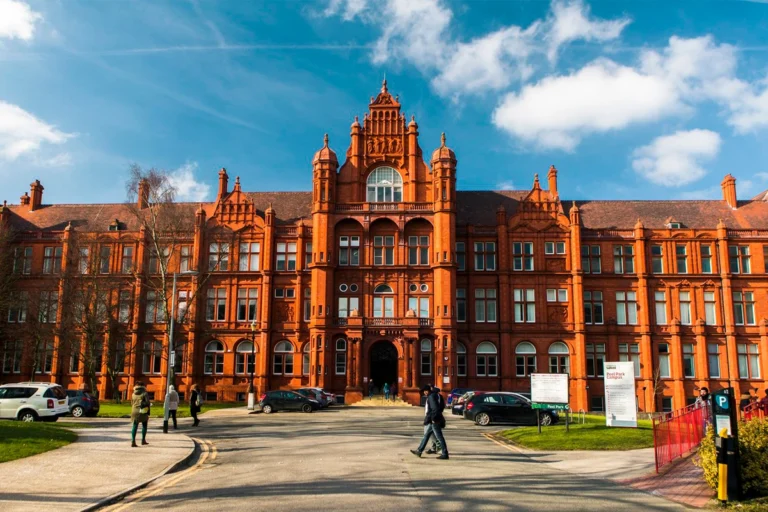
163,269,199,434
248,320,257,410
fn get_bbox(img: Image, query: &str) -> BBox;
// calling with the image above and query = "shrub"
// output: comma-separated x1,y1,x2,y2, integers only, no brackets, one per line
695,420,768,498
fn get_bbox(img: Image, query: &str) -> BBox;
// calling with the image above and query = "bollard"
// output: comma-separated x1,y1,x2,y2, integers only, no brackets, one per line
716,428,729,503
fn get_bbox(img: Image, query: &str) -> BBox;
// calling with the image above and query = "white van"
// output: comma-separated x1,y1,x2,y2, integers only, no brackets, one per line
0,382,69,422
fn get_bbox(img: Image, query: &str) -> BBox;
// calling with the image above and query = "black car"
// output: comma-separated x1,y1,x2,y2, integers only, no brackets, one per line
66,390,100,417
258,390,321,414
451,390,483,416
463,392,559,426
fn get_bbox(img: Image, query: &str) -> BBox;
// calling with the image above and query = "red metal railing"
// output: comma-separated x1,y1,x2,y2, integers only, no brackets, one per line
742,401,766,422
652,403,711,473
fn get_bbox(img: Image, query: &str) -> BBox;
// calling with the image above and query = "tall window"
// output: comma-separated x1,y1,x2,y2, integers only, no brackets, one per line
145,291,166,324
70,342,80,373
273,341,294,375
513,289,535,323
546,288,568,302
408,297,430,318
474,289,497,323
338,296,360,318
733,291,755,325
276,243,297,271
237,289,259,322
420,339,432,375
13,247,32,274
239,242,261,271
78,247,90,274
654,291,667,325
175,290,189,323
304,242,312,268
475,242,497,271
583,291,604,325
456,343,467,376
586,343,605,377
512,242,533,271
373,236,395,266
373,284,394,318
764,245,768,273
235,341,255,375
304,288,311,322
614,245,635,274
366,167,403,202
148,247,169,274
737,344,760,379
1,341,22,374
708,343,721,378
38,291,59,323
204,340,224,375
456,242,466,271
704,291,717,325
683,344,695,378
651,245,663,274
114,341,128,374
409,236,430,266
121,246,134,274
119,291,132,323
729,246,751,274
335,339,346,375
208,243,229,271
179,245,191,272
456,288,467,322
581,245,601,273
545,241,566,255
679,291,692,325
43,246,62,274
7,291,28,323
339,236,360,266
658,343,670,378
548,342,570,374
619,343,641,377
676,245,688,274
515,342,536,377
616,291,638,325
206,288,227,322
38,341,54,374
99,246,111,274
476,342,498,377
142,340,162,374
303,344,310,375
701,245,713,274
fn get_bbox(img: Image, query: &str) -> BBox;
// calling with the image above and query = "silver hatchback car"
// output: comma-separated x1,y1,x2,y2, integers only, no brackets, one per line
0,382,69,422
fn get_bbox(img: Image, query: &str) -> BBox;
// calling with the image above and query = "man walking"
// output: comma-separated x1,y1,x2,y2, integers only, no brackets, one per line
166,385,180,429
411,385,449,460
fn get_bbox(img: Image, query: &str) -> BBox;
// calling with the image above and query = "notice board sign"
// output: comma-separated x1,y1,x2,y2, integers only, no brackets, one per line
531,373,568,406
604,361,638,428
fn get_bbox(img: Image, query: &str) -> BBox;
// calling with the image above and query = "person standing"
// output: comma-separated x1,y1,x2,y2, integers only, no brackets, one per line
166,385,180,429
759,389,768,414
383,382,390,401
695,387,710,408
190,384,202,427
410,385,449,460
130,381,150,447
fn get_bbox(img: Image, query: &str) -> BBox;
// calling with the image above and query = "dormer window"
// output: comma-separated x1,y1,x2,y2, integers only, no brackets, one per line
667,222,682,229
366,167,402,202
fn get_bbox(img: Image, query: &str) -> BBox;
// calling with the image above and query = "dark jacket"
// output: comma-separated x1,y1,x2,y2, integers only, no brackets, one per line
190,390,201,413
424,390,446,427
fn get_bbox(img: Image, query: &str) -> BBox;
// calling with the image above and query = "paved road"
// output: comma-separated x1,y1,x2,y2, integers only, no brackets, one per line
104,407,685,512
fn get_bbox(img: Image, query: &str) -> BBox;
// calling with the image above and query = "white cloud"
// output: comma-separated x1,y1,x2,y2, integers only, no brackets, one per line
496,180,516,191
0,101,73,161
323,0,369,21
545,0,630,62
168,162,211,201
0,0,41,41
631,130,721,187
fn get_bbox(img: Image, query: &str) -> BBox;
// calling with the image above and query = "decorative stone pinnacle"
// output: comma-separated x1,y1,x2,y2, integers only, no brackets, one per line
323,133,329,147
440,132,446,147
382,78,387,93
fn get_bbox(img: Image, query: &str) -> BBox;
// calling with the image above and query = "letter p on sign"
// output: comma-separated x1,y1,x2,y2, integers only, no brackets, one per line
717,395,729,410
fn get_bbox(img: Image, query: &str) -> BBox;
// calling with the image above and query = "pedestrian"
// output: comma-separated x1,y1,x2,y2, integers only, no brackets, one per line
391,382,397,401
130,381,150,447
190,384,202,427
759,389,768,413
383,382,390,401
694,387,710,408
426,385,445,454
368,380,374,398
410,384,449,460
166,385,179,429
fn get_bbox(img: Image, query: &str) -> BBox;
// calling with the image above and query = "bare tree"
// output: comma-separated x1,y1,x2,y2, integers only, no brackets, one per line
0,219,17,326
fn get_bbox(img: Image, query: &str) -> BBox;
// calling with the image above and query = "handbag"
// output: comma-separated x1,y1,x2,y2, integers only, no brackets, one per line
139,395,150,415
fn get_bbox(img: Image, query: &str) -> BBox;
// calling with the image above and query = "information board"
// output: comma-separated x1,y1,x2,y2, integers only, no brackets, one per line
604,361,638,428
531,373,569,405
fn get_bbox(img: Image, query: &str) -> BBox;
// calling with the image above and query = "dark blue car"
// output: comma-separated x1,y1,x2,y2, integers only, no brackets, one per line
447,388,473,405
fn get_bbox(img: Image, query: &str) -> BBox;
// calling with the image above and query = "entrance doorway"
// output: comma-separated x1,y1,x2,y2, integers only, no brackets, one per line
369,341,398,394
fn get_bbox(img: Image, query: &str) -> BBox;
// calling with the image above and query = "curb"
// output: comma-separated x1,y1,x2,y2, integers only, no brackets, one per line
78,435,197,512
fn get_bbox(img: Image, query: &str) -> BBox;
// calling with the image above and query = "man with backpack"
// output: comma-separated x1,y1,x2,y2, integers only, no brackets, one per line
410,385,449,460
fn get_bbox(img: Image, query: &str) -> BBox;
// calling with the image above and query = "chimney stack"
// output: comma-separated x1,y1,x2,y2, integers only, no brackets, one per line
20,192,30,206
138,178,150,209
547,165,558,198
721,174,737,209
29,180,44,211
218,168,229,199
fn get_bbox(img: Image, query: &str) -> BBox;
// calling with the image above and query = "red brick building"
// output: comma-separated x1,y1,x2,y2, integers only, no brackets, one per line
1,82,767,411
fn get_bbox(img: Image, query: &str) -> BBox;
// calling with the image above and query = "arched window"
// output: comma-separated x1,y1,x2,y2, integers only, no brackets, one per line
515,341,536,377
204,340,224,375
302,343,311,376
549,341,570,374
366,167,403,203
374,284,393,293
235,340,256,375
456,342,467,377
335,339,347,375
373,285,395,318
273,341,294,376
420,339,432,376
476,341,498,377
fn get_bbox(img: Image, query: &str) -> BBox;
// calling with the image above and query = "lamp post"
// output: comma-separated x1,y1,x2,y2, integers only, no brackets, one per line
248,320,257,410
163,270,198,434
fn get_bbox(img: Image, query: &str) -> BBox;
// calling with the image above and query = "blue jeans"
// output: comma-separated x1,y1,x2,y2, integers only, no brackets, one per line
384,392,390,400
417,423,448,455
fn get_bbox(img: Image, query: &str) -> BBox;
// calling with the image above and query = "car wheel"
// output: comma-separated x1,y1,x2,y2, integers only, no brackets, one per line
71,406,84,418
302,404,313,413
540,413,553,426
19,410,38,422
262,404,273,414
475,412,491,426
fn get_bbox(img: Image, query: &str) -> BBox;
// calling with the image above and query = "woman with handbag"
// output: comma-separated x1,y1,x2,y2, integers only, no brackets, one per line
130,381,151,447
190,384,202,427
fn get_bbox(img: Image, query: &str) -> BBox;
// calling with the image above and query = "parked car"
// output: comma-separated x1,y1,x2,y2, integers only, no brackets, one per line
308,387,336,405
66,390,100,417
447,388,473,406
452,391,483,416
258,390,322,414
296,388,329,408
0,382,69,422
464,392,559,427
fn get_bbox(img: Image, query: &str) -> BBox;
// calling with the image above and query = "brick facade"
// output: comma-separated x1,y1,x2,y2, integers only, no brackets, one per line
1,82,767,411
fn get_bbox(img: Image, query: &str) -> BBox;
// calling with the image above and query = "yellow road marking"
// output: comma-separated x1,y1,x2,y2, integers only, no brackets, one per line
482,432,526,454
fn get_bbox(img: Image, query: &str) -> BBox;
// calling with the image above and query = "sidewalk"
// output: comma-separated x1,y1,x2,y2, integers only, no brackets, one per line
623,455,713,509
0,422,195,512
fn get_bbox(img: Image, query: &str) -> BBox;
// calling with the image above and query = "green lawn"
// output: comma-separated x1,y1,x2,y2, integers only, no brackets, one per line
498,414,654,451
0,422,78,463
97,401,243,418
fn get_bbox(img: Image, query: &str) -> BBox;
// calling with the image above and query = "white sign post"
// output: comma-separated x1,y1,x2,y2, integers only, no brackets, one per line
531,373,569,406
604,361,638,428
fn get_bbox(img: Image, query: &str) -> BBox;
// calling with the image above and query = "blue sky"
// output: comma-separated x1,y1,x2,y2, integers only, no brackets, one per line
2,0,768,205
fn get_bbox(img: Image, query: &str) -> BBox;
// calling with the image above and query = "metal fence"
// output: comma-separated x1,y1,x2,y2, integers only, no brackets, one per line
652,403,711,473
742,401,766,422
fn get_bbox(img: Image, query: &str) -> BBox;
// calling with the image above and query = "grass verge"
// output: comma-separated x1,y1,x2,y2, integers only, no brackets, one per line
0,421,78,463
97,401,242,418
497,414,654,451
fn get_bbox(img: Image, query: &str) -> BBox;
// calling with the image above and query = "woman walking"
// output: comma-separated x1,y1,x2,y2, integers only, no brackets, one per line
130,381,150,447
190,384,202,427
383,382,390,401
167,385,179,429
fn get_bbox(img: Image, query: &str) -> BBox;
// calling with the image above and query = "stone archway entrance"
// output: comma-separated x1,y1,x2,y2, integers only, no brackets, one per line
369,340,398,393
